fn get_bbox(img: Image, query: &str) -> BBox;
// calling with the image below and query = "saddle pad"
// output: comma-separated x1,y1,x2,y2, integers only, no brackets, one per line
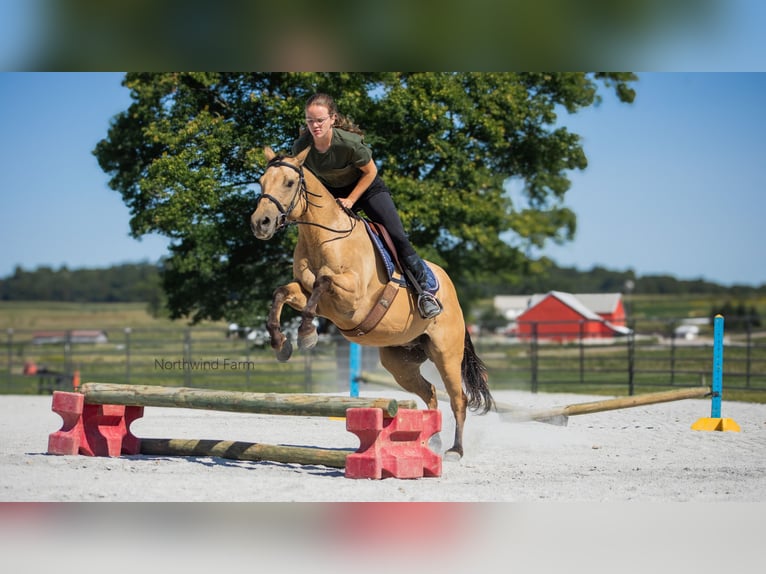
362,220,439,294
363,219,397,281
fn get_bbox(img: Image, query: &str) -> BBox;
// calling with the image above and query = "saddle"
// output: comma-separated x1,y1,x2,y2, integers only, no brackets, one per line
363,220,439,293
336,219,439,338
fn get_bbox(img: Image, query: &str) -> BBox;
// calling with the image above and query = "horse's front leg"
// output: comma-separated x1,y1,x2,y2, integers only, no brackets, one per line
297,275,332,350
267,281,308,362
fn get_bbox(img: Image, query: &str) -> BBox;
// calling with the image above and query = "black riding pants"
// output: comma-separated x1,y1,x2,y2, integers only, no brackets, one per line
328,176,417,260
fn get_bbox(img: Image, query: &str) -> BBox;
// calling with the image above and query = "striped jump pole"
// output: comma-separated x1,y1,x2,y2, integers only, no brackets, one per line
139,438,352,468
691,315,741,432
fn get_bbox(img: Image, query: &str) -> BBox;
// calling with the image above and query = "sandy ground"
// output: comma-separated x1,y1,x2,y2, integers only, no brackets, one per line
1,385,764,502
1,385,764,573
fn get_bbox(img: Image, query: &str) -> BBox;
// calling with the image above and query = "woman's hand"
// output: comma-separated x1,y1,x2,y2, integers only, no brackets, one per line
337,159,377,211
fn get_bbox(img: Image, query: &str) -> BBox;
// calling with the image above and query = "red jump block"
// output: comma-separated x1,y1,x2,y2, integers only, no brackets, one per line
47,391,143,457
345,408,442,479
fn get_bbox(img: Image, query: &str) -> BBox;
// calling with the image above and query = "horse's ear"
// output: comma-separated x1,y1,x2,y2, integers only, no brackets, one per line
295,146,310,165
263,146,276,161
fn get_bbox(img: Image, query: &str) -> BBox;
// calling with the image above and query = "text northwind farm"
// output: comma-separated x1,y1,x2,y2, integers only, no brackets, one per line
154,358,257,371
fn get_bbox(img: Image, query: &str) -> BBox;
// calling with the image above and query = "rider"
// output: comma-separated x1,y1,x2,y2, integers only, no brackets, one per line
291,93,442,319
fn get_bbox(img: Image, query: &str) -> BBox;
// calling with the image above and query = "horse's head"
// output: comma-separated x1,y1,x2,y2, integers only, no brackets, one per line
250,146,310,240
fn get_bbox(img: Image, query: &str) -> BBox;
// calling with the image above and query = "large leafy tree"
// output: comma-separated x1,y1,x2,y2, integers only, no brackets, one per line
94,72,636,323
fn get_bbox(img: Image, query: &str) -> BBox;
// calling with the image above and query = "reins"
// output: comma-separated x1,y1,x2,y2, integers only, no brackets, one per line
258,158,357,236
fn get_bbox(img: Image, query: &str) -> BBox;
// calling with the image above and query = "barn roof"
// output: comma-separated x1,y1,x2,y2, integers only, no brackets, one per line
529,291,603,321
570,293,622,314
525,292,622,314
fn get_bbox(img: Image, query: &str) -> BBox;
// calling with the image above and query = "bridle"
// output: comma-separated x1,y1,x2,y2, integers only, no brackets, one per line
256,157,357,235
256,159,307,231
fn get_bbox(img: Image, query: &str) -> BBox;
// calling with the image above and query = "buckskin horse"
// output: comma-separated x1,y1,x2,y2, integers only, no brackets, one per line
250,146,494,458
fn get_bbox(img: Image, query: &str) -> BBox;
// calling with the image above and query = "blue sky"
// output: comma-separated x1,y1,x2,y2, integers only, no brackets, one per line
0,72,171,276
0,72,764,287
544,72,766,287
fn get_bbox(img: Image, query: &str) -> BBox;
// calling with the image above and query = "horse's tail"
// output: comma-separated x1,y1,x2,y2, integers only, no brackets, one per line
462,327,495,414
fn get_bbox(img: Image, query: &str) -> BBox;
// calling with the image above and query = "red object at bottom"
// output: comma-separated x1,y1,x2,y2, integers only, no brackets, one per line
47,391,143,456
345,408,442,479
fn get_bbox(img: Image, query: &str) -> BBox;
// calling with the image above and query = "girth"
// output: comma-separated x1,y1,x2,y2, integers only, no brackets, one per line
337,281,402,338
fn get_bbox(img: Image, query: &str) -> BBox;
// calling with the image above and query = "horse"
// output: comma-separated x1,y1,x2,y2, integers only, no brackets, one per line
250,146,494,458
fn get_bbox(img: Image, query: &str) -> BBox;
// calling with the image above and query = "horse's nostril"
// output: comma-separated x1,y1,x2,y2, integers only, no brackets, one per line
261,217,270,227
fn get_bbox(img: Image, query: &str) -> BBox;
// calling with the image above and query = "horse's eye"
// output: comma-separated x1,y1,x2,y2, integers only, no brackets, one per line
286,180,295,188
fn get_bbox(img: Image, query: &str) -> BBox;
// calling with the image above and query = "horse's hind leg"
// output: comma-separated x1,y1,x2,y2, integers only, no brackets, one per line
378,345,437,409
427,346,467,460
378,345,446,452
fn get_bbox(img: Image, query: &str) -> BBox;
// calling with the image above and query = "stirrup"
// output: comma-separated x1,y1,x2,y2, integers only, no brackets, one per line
417,292,443,319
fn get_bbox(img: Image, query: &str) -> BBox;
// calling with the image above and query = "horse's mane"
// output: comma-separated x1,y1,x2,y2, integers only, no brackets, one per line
266,153,289,166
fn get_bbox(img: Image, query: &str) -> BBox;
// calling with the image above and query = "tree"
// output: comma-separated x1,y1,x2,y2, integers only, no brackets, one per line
93,72,637,323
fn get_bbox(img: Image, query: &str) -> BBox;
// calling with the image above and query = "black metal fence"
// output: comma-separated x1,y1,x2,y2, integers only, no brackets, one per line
1,327,354,395
473,318,766,395
2,318,765,397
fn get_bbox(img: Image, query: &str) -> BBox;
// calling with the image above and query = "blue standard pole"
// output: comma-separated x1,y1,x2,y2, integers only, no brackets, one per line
711,315,724,418
349,342,361,398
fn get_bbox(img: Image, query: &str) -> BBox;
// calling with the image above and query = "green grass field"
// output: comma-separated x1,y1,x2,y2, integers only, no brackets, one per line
0,301,225,331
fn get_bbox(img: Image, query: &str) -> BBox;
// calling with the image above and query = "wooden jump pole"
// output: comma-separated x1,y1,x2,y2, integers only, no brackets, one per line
359,371,710,425
511,386,711,424
79,382,416,419
140,438,352,468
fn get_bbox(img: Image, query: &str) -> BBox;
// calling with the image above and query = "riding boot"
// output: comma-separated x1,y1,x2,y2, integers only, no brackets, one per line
402,254,443,319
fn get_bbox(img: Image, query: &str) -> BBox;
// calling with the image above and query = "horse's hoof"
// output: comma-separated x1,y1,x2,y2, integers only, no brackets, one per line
444,447,463,462
298,330,318,351
275,339,293,362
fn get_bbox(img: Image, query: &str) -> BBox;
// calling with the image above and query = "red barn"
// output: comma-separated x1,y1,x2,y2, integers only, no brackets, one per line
515,291,629,342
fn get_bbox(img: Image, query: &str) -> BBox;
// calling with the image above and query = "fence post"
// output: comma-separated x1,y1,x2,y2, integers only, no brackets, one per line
669,328,676,386
6,328,13,388
627,320,635,396
124,328,132,385
745,320,752,388
183,328,192,386
530,323,539,394
64,330,73,375
578,320,585,385
244,336,251,389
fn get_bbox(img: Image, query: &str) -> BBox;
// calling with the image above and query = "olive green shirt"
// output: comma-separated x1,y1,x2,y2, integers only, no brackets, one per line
292,128,372,189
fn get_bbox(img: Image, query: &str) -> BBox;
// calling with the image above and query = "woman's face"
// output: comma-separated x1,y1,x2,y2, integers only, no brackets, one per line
305,104,334,139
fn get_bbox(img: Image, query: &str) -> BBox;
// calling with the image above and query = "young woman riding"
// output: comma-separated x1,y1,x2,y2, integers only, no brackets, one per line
291,93,442,319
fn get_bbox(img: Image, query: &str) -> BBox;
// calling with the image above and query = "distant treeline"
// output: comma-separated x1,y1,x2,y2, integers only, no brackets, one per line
1,261,764,303
0,263,162,302
496,264,765,297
